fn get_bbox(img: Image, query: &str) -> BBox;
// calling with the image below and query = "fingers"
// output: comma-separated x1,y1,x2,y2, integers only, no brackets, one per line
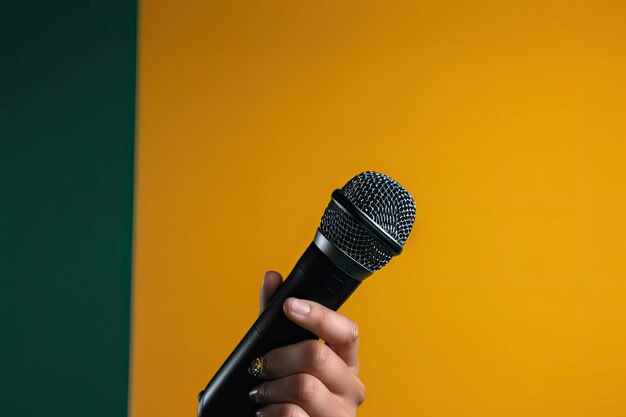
259,271,283,314
257,340,365,401
283,298,360,370
250,373,343,417
255,403,309,417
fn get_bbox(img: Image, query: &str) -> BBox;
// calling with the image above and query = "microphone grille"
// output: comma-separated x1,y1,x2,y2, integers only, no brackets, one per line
319,171,416,272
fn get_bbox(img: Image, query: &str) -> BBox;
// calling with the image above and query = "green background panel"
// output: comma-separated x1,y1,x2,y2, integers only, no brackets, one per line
1,2,137,416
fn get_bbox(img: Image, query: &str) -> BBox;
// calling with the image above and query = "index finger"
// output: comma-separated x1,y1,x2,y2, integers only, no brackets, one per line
283,297,360,371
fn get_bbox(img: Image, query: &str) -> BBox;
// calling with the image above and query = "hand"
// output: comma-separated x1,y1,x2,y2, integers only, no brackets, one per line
249,271,366,417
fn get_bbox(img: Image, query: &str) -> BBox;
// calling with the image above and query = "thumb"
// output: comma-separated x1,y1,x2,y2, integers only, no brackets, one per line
259,271,283,315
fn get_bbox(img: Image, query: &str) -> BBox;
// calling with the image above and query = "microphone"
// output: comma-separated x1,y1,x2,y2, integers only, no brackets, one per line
197,171,416,417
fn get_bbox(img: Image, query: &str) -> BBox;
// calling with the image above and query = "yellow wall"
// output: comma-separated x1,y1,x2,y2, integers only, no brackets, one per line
131,1,626,416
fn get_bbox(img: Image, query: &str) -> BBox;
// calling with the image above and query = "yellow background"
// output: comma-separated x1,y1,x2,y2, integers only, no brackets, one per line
131,1,626,416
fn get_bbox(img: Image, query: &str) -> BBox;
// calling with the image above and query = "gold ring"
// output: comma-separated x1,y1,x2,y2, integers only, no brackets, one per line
248,356,265,378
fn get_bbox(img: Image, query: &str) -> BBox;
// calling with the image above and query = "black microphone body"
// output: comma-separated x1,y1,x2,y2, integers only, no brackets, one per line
197,172,416,417
197,239,362,417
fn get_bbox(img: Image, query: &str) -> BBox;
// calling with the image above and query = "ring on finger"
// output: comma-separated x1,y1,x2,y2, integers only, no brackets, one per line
248,356,265,378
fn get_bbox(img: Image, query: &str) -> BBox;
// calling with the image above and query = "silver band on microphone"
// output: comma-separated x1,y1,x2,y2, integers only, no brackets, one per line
313,230,373,281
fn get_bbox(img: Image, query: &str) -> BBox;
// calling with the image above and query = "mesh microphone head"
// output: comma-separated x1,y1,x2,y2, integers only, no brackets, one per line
318,171,416,272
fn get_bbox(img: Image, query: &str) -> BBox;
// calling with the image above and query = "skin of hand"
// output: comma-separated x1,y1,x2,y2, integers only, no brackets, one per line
250,271,366,417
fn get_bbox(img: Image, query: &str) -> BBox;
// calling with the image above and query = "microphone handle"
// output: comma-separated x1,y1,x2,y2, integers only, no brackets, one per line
197,242,362,417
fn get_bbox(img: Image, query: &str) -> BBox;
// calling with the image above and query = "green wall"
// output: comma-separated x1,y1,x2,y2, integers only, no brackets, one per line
0,2,137,416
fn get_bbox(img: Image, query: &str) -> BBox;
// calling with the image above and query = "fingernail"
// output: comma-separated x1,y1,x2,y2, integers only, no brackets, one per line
249,386,260,403
255,412,262,417
290,298,311,316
